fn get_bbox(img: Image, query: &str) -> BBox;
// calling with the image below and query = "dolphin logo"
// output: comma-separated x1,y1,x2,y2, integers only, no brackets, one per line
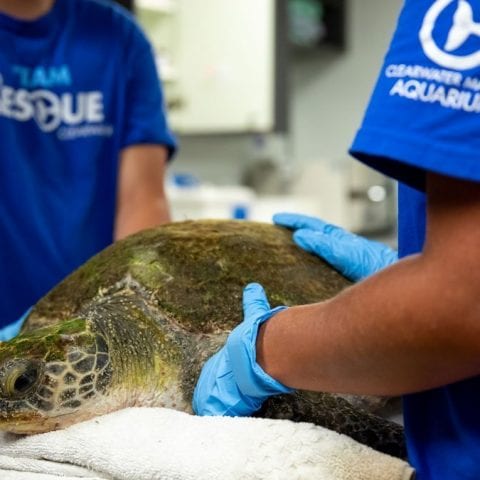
420,0,480,70
445,0,480,51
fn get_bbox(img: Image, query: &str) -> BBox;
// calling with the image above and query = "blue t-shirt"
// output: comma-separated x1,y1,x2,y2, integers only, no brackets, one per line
350,1,480,478
0,0,177,326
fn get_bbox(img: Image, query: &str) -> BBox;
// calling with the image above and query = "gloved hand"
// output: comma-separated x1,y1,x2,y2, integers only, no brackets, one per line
0,307,32,342
193,283,293,417
273,213,398,282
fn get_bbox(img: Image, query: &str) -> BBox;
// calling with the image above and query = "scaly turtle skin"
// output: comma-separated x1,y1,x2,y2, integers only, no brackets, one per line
0,220,405,458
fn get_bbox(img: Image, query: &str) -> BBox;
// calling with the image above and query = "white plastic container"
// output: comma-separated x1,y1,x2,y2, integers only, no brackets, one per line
167,180,256,221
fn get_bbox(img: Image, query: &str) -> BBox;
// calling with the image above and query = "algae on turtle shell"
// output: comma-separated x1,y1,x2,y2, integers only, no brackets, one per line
0,220,405,458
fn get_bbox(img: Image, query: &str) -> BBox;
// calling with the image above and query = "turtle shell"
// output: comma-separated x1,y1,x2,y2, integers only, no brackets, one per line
25,220,352,334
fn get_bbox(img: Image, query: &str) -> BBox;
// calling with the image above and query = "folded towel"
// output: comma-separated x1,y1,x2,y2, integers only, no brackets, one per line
0,407,414,480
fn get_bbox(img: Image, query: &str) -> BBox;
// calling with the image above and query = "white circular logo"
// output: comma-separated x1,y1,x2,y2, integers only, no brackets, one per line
420,0,480,70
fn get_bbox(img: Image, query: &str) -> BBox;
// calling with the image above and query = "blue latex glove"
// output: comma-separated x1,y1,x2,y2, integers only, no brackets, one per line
0,307,32,342
273,213,398,282
193,283,293,417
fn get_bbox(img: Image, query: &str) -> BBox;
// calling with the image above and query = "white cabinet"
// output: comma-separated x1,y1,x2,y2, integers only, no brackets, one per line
137,0,282,134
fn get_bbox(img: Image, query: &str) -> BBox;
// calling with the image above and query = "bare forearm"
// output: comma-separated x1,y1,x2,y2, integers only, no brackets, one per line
115,145,171,241
114,190,170,240
257,254,480,396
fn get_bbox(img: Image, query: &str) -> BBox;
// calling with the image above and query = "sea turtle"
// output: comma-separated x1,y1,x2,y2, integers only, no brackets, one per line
0,220,405,458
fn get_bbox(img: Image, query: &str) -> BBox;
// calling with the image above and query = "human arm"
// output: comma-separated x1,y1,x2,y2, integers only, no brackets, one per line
257,172,480,397
114,144,170,240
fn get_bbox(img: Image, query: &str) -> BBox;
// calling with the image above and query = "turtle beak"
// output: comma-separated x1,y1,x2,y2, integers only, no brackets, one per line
0,399,44,433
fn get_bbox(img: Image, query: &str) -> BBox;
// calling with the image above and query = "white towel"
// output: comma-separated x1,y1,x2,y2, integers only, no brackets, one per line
0,407,414,480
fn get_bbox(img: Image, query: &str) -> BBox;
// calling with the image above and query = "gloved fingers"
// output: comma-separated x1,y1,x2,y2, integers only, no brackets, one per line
243,283,271,320
320,223,354,240
193,348,231,415
0,306,32,342
273,212,353,241
293,229,362,280
193,347,262,417
361,240,399,273
294,229,398,281
194,288,292,419
273,212,329,232
17,306,33,325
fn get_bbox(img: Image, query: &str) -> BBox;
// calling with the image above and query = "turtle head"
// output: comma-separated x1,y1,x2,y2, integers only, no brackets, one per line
0,318,112,434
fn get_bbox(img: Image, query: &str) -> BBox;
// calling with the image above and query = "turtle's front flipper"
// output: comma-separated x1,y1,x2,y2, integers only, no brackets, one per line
258,391,406,459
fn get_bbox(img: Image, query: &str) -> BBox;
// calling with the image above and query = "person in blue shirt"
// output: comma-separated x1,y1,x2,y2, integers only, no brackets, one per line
194,1,480,478
0,0,177,330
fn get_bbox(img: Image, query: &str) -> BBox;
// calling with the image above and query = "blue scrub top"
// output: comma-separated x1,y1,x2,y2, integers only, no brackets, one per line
0,0,177,326
350,1,480,478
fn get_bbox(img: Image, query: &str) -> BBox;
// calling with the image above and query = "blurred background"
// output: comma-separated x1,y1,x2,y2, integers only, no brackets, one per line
118,0,403,244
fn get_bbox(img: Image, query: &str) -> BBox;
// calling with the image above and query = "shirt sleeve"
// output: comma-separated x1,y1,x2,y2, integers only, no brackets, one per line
349,0,480,190
120,24,177,159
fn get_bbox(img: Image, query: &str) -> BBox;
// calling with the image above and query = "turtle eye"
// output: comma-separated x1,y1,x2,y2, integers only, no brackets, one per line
3,360,41,398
